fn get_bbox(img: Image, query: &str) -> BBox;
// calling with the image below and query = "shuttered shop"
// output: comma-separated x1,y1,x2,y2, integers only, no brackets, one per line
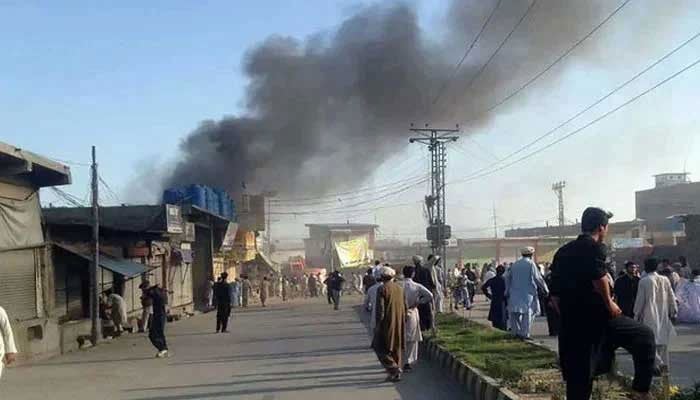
0,247,39,321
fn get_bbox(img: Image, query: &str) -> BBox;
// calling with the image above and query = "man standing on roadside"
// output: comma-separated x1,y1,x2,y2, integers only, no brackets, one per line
550,207,655,400
614,261,640,318
143,282,169,358
372,267,405,382
634,258,677,372
0,305,18,379
213,273,232,333
362,268,376,294
413,255,435,332
505,246,548,339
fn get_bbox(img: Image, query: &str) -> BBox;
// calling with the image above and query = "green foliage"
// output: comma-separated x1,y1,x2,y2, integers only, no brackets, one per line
672,382,700,400
434,313,558,383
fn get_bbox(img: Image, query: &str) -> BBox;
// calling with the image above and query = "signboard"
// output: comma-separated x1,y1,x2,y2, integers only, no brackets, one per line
220,222,239,251
334,237,372,268
612,237,646,249
166,204,183,234
184,222,195,242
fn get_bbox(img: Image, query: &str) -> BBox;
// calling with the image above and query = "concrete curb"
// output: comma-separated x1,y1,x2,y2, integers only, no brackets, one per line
422,339,521,400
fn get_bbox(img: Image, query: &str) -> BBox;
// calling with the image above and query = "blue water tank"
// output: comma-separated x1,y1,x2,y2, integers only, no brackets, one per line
185,184,207,209
205,186,218,215
162,188,184,205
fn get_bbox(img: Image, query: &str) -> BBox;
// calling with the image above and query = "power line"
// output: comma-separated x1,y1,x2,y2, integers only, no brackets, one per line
447,0,539,123
271,172,428,207
98,174,121,204
429,0,503,111
270,177,429,215
450,50,700,186
461,0,633,126
271,155,428,204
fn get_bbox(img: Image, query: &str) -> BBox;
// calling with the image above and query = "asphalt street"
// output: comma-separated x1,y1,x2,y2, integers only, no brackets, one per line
2,296,467,400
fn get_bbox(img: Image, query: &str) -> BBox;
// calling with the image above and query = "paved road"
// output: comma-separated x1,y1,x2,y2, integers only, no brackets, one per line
2,296,466,400
467,295,700,388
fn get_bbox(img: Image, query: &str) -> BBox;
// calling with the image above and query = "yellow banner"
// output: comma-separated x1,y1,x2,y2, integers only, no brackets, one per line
334,237,371,268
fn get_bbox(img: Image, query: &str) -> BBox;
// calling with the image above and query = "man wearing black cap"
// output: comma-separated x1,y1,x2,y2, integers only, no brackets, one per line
550,207,655,400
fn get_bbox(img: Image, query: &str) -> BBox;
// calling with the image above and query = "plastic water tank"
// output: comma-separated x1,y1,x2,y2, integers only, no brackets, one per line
162,188,183,205
185,184,207,209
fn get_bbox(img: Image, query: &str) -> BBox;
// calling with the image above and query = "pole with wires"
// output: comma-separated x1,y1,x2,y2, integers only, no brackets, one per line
409,125,459,318
90,146,102,345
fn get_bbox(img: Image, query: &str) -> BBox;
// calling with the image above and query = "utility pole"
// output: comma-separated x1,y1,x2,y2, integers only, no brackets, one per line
409,124,459,308
552,181,566,245
90,146,101,345
492,202,498,239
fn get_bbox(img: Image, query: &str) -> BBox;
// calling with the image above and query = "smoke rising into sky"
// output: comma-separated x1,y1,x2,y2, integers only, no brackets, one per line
165,0,537,196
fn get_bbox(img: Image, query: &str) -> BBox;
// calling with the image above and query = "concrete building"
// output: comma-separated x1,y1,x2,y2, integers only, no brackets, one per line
636,173,700,225
304,223,377,270
0,141,71,361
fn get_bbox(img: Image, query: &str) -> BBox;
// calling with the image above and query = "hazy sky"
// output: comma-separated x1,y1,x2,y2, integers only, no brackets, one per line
2,0,699,244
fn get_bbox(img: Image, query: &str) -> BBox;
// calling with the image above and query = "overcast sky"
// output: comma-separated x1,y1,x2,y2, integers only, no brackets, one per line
2,0,699,245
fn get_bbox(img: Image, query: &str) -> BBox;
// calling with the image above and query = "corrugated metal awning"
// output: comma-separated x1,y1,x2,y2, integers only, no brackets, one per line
53,243,148,278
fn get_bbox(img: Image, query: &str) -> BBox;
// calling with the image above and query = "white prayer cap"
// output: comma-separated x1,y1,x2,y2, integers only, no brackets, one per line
521,246,535,256
379,266,396,278
412,255,424,264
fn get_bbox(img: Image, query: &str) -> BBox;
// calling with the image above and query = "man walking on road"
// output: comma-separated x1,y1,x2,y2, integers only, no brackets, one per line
372,267,405,382
550,207,655,400
143,282,169,358
0,305,18,379
413,255,435,331
506,246,548,339
634,258,677,372
324,271,345,310
214,273,232,333
402,265,433,371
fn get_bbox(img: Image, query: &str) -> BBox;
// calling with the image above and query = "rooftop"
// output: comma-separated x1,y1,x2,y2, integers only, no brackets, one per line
43,205,168,233
0,140,71,187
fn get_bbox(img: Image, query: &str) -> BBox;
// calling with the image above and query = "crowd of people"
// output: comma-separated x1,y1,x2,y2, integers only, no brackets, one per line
362,206,700,399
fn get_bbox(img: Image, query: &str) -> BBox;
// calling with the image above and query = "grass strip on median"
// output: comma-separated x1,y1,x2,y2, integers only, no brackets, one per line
432,313,558,383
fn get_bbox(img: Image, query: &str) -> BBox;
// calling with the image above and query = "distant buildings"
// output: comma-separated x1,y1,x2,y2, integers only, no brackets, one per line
304,223,377,270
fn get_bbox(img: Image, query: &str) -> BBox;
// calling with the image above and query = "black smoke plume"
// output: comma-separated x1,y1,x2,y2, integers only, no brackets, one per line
164,0,600,197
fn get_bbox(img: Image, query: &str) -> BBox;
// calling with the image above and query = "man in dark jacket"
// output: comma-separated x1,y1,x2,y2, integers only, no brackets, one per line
614,261,640,318
550,207,655,400
413,255,435,331
324,271,346,310
213,272,232,333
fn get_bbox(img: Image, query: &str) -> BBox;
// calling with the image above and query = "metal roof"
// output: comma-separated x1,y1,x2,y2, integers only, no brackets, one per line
54,243,148,278
43,205,168,233
0,140,71,187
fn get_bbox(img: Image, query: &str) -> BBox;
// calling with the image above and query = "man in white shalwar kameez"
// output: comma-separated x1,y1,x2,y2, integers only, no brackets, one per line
364,267,384,340
505,247,548,339
427,255,445,313
0,306,18,379
634,258,678,370
402,265,433,371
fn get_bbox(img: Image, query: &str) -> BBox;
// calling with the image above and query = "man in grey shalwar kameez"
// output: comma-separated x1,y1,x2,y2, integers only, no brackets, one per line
505,246,548,339
402,265,433,370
